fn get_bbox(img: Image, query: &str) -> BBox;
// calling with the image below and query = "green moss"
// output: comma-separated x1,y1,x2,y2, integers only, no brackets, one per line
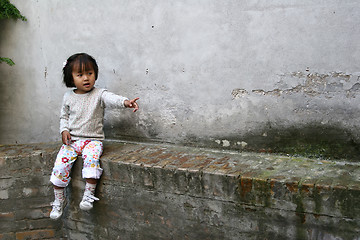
333,187,354,218
312,187,322,215
276,141,356,160
256,170,275,179
255,180,272,208
293,190,308,239
206,123,360,162
266,124,359,161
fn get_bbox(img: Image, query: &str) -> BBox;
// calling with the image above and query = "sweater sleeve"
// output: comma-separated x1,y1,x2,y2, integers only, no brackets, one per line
59,92,70,134
101,90,129,109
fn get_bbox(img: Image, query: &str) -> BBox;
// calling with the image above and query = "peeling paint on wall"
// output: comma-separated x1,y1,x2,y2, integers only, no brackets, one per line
215,139,231,147
232,72,359,99
215,139,248,149
347,82,360,98
222,140,230,147
231,89,249,99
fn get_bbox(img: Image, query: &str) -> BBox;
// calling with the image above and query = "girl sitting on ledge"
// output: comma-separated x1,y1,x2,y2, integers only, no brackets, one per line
50,53,139,220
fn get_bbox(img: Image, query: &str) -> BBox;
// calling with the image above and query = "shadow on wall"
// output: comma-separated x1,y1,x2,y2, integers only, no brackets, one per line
203,123,360,161
105,107,360,161
103,109,159,143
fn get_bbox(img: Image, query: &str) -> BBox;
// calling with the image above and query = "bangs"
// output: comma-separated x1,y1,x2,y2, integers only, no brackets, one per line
72,56,95,73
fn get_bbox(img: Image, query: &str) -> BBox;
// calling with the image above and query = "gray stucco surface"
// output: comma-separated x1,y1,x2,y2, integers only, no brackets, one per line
1,1,360,158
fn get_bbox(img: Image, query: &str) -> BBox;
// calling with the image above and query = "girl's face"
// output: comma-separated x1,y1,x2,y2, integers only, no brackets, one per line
72,65,96,94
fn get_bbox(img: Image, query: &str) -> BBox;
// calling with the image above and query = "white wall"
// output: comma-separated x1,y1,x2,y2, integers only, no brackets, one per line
1,0,360,153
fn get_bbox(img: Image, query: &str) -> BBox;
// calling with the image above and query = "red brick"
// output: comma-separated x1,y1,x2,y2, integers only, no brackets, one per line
0,212,14,220
240,177,253,200
16,229,55,240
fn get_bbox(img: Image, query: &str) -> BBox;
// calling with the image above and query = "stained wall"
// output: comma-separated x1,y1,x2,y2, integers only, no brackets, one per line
1,1,360,157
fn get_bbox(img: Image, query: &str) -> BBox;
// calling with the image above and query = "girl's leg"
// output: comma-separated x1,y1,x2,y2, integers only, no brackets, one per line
80,140,103,210
50,144,78,187
50,187,66,220
86,178,98,184
50,144,78,219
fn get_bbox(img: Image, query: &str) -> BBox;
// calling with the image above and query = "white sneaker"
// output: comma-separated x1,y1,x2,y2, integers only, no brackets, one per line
50,200,66,220
79,192,99,211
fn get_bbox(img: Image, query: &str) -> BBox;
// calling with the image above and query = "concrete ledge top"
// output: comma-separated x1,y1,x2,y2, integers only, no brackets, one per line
0,140,359,190
101,141,360,190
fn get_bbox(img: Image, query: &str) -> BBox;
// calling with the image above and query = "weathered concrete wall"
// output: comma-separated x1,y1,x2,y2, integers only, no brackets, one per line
1,1,360,158
1,142,359,239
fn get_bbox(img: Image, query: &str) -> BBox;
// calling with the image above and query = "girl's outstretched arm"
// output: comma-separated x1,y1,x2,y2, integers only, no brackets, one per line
124,97,140,112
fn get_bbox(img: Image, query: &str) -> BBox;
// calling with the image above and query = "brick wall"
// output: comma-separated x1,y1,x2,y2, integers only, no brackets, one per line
0,143,64,239
1,142,359,239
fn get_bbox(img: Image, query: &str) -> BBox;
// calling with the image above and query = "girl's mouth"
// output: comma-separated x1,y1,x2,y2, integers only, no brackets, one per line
84,83,90,87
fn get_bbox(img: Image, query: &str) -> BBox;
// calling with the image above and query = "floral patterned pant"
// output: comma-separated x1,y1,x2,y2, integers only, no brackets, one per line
50,140,103,187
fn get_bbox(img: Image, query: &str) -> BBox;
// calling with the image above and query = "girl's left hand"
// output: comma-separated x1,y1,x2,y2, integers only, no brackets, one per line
125,97,140,112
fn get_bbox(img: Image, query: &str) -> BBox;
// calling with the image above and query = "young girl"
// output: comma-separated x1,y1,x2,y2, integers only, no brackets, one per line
50,53,139,220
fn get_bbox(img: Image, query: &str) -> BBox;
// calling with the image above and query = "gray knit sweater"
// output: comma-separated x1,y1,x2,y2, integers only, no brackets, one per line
59,88,128,140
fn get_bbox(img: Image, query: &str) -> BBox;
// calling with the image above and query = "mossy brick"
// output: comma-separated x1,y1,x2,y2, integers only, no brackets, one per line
105,160,132,184
251,178,272,207
27,218,62,231
7,155,43,171
186,170,205,196
149,156,174,168
145,167,171,192
0,211,14,220
134,157,156,168
128,164,156,190
270,179,288,199
0,157,5,166
238,177,253,203
76,221,96,234
348,187,360,215
16,197,52,209
0,219,27,233
0,232,15,240
171,169,192,194
128,149,151,164
331,186,360,219
63,219,77,231
209,173,238,201
315,178,333,191
8,179,44,199
1,141,360,239
0,189,9,200
0,178,14,190
66,231,90,240
15,208,49,221
165,155,197,170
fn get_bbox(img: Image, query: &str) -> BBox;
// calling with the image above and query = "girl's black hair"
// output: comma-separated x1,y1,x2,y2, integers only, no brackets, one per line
62,53,99,87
